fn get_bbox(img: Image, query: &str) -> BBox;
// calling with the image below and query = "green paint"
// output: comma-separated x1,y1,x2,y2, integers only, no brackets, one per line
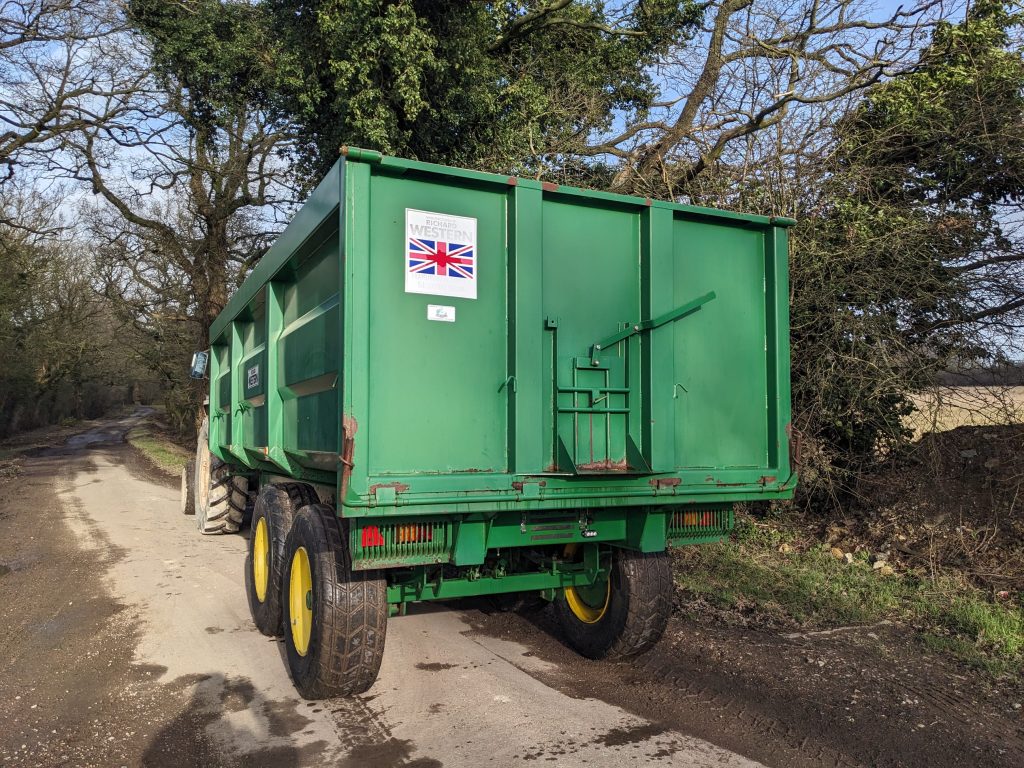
208,150,795,592
386,552,607,605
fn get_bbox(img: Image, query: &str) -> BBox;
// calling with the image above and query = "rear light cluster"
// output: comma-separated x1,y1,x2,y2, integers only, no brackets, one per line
668,507,732,541
679,510,716,527
360,523,434,548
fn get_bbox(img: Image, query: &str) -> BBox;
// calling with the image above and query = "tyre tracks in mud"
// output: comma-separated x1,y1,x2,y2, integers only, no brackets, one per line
463,599,1024,768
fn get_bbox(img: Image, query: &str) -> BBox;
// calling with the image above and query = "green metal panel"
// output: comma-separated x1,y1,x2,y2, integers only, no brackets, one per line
643,205,677,472
239,290,268,458
228,320,251,467
211,342,231,451
766,226,793,477
507,181,547,472
543,199,640,472
671,217,770,470
362,172,508,475
207,149,797,565
280,234,340,465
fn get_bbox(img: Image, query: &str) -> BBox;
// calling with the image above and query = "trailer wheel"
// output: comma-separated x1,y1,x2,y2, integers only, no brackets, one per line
282,504,387,699
180,458,196,515
555,548,672,661
193,417,247,535
245,483,319,636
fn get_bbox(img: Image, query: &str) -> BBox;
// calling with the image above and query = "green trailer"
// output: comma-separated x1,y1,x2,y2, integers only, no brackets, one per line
182,147,797,698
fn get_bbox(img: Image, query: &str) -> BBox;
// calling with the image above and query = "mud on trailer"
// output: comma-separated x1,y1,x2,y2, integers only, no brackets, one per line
181,148,797,699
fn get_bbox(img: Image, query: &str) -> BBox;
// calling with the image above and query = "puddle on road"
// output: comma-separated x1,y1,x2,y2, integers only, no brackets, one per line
25,408,155,457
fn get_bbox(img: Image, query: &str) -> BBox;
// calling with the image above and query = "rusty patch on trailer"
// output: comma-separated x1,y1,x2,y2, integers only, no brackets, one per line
512,480,548,491
541,181,559,192
650,477,681,489
507,176,518,186
369,482,410,495
645,197,653,207
456,468,492,473
575,459,629,472
340,415,358,499
760,475,777,485
543,463,560,473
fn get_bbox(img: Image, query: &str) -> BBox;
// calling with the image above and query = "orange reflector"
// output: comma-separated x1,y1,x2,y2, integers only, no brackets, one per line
396,524,433,544
680,511,716,527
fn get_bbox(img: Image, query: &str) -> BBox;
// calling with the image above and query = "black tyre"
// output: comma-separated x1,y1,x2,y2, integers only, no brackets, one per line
180,458,196,515
555,548,672,660
282,504,388,699
193,417,247,535
245,483,319,636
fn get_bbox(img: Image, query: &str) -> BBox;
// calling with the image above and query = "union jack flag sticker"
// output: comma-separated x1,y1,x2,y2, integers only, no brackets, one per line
405,209,478,300
407,239,474,279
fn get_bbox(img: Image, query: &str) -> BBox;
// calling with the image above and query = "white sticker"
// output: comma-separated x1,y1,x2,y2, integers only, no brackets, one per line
405,209,477,300
427,304,456,323
247,365,259,389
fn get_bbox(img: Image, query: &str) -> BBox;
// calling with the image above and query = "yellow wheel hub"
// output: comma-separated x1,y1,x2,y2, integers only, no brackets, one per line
565,578,611,624
289,546,313,656
562,543,611,624
252,518,270,603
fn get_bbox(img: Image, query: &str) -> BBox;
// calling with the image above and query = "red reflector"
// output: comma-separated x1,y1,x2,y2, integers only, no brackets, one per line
361,525,385,547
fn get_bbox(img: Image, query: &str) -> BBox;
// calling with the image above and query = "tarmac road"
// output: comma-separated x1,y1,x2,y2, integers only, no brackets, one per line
0,413,762,768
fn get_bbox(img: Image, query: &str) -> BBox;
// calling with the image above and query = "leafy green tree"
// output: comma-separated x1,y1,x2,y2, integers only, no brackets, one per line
838,0,1024,339
263,0,698,181
787,0,1024,501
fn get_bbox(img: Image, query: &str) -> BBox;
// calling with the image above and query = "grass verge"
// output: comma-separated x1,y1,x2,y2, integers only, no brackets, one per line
127,424,191,476
673,514,1024,677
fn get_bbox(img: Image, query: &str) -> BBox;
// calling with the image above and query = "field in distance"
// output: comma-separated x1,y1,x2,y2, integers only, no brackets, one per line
907,385,1024,437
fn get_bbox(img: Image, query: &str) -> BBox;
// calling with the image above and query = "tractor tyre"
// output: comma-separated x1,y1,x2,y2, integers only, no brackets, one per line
194,417,247,535
555,548,672,661
282,504,388,699
245,483,320,636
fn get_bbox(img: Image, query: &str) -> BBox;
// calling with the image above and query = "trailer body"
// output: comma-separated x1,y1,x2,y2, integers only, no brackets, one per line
208,148,796,607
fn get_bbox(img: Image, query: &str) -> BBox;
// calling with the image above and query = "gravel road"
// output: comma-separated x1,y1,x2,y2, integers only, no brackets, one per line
0,414,762,767
4,413,1022,767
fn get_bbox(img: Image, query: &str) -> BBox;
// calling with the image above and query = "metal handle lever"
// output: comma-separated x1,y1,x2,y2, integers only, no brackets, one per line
590,291,716,363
